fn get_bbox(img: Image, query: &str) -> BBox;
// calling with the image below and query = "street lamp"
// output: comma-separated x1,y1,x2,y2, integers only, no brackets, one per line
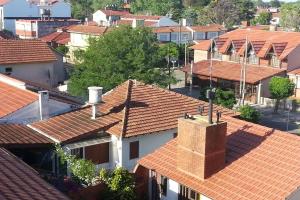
170,57,177,69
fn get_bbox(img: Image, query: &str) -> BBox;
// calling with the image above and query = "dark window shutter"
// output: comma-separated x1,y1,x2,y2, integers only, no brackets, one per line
129,141,139,159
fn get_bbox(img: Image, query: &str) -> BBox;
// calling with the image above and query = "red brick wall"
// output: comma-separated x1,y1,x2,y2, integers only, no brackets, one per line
177,118,227,180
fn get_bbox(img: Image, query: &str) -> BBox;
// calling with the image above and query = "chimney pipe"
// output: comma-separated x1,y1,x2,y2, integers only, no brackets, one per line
38,90,49,120
88,87,103,120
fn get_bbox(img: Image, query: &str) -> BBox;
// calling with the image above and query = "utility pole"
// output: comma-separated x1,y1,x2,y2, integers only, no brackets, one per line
241,36,248,106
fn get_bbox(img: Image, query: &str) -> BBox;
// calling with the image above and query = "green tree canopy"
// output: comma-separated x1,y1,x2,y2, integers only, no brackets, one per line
269,76,295,113
280,3,300,31
252,11,272,25
239,104,260,123
214,88,237,109
99,168,136,200
270,0,281,8
131,0,182,16
197,0,255,28
68,26,172,96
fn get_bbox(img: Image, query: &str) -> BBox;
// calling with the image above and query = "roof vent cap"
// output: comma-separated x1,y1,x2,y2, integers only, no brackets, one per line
88,87,103,105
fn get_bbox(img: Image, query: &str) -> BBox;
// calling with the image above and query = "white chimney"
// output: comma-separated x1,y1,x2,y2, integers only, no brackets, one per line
88,87,103,120
38,91,49,120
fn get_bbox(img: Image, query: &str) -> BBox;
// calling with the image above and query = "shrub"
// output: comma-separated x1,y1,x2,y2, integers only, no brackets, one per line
239,104,260,123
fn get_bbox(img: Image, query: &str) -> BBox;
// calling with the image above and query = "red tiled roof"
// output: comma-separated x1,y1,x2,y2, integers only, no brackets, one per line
195,29,300,60
0,81,38,118
0,124,53,147
0,148,70,200
182,60,286,84
31,80,236,143
40,31,70,45
100,9,130,16
138,115,300,200
122,14,162,20
116,19,157,27
190,24,226,32
68,25,112,35
190,40,212,50
288,68,300,75
153,26,190,33
0,39,57,65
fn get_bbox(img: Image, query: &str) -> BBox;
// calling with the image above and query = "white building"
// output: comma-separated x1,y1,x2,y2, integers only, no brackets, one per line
0,39,66,87
93,9,130,26
0,0,71,34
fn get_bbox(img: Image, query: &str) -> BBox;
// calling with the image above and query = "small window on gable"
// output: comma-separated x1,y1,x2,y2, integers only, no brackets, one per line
129,141,139,160
247,45,259,65
267,47,280,67
161,176,168,196
228,44,240,62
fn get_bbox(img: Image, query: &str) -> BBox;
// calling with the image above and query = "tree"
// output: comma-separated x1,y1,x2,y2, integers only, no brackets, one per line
280,3,300,31
131,0,181,16
269,76,295,113
214,88,237,109
252,11,272,25
56,145,96,186
239,104,260,123
68,26,172,96
55,45,69,56
183,0,211,7
99,168,136,200
69,0,93,19
270,0,281,8
197,0,255,28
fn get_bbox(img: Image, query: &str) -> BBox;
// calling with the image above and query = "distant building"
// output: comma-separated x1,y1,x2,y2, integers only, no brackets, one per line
0,0,71,34
15,19,80,39
153,24,226,44
0,39,65,87
93,9,130,26
40,26,71,48
185,29,300,104
66,24,113,62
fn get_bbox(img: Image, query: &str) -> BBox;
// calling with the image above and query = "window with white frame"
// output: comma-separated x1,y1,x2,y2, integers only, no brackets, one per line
159,34,169,42
194,32,205,40
207,32,218,39
248,49,259,65
70,147,84,159
270,54,280,67
160,176,168,196
171,33,178,41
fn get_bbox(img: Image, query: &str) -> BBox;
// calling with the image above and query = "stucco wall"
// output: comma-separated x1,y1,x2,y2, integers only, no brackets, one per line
194,50,209,63
0,62,57,86
287,45,300,72
121,130,175,170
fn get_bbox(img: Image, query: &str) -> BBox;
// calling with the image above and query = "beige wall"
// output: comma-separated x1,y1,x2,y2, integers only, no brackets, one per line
194,50,209,63
287,45,300,72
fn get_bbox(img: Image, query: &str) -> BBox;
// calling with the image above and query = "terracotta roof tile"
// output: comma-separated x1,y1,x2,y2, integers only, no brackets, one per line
122,14,162,20
182,60,285,84
190,24,226,32
153,26,190,33
0,39,57,65
40,31,70,45
0,124,53,147
31,80,236,142
0,81,38,118
116,19,157,27
0,148,69,200
288,68,300,75
190,40,212,51
138,115,300,200
100,9,130,16
195,29,300,60
68,25,112,35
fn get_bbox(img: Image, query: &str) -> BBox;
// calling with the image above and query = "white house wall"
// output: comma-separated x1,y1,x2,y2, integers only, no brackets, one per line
0,62,56,87
121,130,175,170
287,45,300,72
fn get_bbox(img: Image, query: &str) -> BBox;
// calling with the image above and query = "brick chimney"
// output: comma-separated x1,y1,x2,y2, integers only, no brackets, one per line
176,115,227,180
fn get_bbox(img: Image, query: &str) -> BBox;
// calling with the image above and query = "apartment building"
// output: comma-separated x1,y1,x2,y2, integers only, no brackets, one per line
0,0,71,34
185,29,300,104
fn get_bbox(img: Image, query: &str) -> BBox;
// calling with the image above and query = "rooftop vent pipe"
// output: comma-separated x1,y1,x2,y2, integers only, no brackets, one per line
39,90,49,120
88,87,103,120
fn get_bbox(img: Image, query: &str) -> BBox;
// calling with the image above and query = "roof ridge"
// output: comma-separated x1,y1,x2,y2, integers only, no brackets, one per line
120,80,133,137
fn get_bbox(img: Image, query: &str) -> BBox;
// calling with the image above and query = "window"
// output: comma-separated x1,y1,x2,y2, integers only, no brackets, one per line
129,141,139,159
85,143,109,164
229,47,240,63
212,46,222,60
248,49,259,65
71,148,83,159
160,176,168,196
179,185,201,200
270,54,280,67
159,34,169,42
182,33,189,41
207,32,218,39
5,67,12,75
171,33,177,41
194,32,205,40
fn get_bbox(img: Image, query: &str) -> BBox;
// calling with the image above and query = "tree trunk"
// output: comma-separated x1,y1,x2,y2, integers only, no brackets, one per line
274,99,280,113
